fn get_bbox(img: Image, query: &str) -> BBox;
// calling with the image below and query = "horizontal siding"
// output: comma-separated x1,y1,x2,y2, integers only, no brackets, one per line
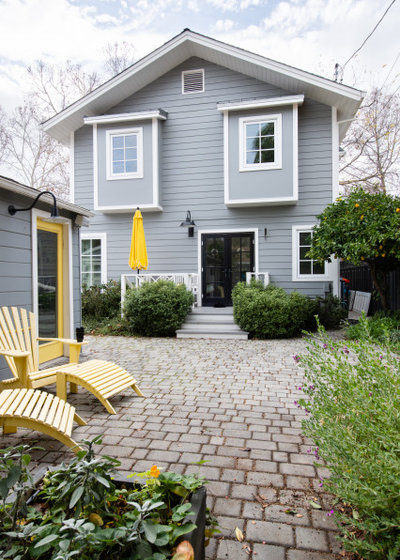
74,56,333,299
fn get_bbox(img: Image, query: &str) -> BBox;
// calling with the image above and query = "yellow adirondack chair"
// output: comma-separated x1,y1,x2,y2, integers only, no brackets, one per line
0,388,86,452
0,307,144,415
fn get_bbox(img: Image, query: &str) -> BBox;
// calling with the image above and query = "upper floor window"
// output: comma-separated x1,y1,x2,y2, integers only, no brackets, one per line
106,128,143,180
182,69,204,94
239,114,282,172
292,226,329,281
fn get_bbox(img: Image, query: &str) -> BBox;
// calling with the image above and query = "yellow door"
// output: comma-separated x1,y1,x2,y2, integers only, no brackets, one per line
37,219,63,363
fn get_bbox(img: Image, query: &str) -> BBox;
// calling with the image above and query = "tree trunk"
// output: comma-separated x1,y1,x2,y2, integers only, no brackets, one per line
369,263,390,311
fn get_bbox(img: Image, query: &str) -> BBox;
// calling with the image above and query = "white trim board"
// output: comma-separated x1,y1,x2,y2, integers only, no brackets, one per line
84,110,167,125
43,30,364,145
218,95,304,112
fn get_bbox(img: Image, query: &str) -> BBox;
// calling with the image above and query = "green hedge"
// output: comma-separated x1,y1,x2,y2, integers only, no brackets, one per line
123,280,194,337
82,280,121,320
232,282,344,338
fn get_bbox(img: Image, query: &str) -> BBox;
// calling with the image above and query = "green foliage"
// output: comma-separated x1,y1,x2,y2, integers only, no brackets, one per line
0,438,212,560
313,294,347,330
82,316,131,337
232,282,344,338
296,319,400,559
123,280,194,337
81,280,121,321
346,311,400,350
308,188,400,268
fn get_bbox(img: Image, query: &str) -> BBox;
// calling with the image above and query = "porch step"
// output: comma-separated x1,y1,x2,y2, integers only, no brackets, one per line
176,308,249,340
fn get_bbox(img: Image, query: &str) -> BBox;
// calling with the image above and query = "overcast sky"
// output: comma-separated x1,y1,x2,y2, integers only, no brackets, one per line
0,0,399,112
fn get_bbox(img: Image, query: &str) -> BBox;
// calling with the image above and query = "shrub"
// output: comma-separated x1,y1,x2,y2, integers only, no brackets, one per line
296,319,400,559
313,293,347,330
82,280,121,320
123,280,194,337
346,310,400,349
232,282,315,338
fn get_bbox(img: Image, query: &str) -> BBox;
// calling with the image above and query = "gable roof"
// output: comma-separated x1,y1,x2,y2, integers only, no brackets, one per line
43,29,364,145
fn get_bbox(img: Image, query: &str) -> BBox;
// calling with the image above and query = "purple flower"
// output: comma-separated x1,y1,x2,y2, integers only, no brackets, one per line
318,478,324,487
322,343,327,349
369,392,373,397
327,509,334,517
379,355,383,360
307,448,311,453
293,355,300,363
298,386,302,391
343,347,349,354
294,400,298,406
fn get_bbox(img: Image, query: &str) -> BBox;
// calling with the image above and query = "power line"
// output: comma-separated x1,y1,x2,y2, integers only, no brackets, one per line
334,0,398,81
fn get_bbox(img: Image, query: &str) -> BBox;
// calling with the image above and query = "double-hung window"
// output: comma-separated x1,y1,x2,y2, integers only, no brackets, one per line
292,226,328,281
81,234,107,288
239,114,282,171
106,128,143,180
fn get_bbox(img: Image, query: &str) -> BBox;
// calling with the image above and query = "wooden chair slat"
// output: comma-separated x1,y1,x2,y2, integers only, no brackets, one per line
14,389,36,416
0,307,144,415
38,393,54,423
20,390,42,417
30,392,48,420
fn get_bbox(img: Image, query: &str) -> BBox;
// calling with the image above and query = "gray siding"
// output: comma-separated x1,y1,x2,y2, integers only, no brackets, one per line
74,56,333,299
0,188,83,379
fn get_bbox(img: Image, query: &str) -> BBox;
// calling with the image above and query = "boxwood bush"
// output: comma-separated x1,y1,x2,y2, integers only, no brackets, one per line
232,282,344,338
123,280,194,337
232,282,316,338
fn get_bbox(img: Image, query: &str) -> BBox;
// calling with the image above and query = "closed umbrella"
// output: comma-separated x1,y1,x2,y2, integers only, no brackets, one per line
129,208,148,273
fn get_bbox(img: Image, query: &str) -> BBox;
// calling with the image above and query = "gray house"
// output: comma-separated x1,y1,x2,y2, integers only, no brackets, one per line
43,29,364,308
0,175,92,377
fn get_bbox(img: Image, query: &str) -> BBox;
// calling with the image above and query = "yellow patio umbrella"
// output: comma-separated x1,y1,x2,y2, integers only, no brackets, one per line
129,207,148,273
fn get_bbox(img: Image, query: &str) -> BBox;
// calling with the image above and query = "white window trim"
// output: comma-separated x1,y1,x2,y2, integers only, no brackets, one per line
80,232,107,287
182,68,205,94
292,225,331,282
106,127,143,181
239,113,282,172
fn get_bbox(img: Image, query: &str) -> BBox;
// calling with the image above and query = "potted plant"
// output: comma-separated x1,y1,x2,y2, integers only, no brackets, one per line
0,437,218,560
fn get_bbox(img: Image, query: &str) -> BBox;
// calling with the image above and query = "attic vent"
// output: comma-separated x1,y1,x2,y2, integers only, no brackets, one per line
182,69,204,94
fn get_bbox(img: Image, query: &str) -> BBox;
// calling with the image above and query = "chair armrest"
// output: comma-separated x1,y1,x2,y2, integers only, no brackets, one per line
37,338,88,346
0,349,30,358
37,338,87,364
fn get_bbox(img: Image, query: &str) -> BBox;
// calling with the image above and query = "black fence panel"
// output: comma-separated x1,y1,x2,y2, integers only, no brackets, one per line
340,263,400,313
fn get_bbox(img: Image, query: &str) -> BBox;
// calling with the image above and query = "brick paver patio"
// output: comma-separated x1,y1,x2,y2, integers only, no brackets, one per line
0,334,343,559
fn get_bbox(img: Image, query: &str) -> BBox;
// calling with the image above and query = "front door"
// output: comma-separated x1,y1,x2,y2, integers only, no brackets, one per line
202,233,254,306
37,219,64,363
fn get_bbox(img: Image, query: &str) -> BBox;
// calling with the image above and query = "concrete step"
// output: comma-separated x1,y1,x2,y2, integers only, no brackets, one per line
176,329,249,340
177,307,248,339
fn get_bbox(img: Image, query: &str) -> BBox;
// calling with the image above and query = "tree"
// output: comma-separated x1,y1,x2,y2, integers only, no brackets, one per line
340,87,400,195
0,43,135,200
307,188,400,311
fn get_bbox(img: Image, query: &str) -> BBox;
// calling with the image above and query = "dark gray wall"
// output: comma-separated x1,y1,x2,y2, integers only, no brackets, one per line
74,56,333,297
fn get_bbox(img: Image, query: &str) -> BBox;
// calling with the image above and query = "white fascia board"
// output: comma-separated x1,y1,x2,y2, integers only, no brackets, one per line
43,30,364,144
84,110,167,125
217,95,304,112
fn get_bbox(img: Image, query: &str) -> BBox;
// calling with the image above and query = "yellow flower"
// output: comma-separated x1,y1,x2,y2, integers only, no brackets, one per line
149,465,160,478
89,513,104,526
381,253,386,258
396,208,400,213
360,256,364,261
360,215,364,220
379,245,383,250
354,203,359,208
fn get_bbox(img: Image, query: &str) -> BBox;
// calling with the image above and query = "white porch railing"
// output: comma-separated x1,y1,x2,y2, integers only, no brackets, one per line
121,273,200,311
246,272,270,286
121,272,269,312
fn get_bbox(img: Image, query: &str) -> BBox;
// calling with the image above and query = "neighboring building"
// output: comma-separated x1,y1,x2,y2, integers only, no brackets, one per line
0,175,92,379
43,29,364,307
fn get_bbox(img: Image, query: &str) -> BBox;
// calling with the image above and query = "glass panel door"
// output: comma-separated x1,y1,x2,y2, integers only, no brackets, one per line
37,219,63,363
202,233,254,306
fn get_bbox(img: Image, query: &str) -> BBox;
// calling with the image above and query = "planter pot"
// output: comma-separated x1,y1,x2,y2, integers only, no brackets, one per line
30,468,206,560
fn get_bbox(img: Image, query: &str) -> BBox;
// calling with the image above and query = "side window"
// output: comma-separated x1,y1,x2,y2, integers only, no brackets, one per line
106,128,143,180
292,226,328,281
239,114,282,171
81,235,106,288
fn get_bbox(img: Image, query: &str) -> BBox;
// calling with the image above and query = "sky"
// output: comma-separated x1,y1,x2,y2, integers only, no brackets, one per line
0,0,399,112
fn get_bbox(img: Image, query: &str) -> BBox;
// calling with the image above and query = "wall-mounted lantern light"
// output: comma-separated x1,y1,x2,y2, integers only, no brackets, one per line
8,190,65,223
180,210,196,237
